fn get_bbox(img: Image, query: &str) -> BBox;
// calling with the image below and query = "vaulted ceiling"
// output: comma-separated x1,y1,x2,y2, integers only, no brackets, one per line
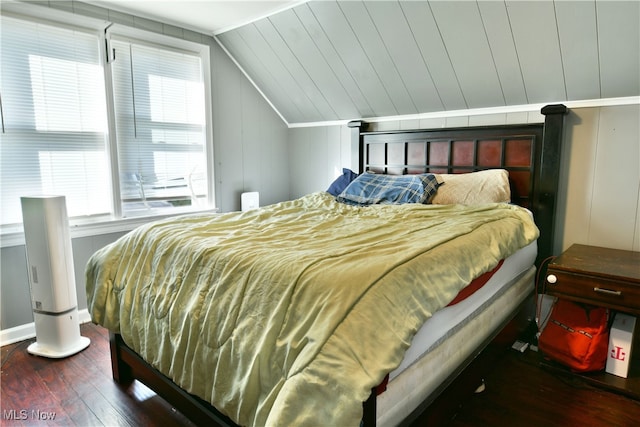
95,1,640,126
217,0,639,124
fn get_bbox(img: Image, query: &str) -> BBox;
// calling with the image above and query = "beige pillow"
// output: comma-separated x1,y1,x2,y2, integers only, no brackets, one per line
431,169,511,205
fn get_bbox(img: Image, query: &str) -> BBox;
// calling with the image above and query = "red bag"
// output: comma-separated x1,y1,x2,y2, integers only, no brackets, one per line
538,299,610,372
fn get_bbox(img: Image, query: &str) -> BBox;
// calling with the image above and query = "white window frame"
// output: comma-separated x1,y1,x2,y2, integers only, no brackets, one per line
104,25,215,219
0,6,215,248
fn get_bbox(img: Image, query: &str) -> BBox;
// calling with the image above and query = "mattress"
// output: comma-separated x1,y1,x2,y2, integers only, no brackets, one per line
377,241,537,426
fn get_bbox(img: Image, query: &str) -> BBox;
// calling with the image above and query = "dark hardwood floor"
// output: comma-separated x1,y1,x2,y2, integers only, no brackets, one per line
1,323,195,427
2,322,639,426
445,348,640,427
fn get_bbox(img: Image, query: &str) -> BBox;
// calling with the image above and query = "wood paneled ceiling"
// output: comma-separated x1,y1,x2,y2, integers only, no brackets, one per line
216,0,639,124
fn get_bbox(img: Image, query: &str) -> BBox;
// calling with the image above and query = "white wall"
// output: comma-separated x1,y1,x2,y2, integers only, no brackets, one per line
212,39,289,212
557,105,640,252
288,125,352,198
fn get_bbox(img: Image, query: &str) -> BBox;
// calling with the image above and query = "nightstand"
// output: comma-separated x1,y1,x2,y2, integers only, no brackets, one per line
544,244,640,399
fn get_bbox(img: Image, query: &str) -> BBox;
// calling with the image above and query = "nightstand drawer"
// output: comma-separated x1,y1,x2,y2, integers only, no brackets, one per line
546,270,640,315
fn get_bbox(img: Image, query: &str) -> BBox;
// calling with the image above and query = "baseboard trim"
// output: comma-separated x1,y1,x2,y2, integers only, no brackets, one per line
0,309,92,347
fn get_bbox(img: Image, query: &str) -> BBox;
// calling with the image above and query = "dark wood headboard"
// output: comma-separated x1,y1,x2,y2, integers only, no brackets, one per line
348,104,568,267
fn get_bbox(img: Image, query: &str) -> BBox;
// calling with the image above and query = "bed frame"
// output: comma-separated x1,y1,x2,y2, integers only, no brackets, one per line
109,104,568,426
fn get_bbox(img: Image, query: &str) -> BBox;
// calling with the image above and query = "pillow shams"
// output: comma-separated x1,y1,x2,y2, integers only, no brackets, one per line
431,169,510,205
336,172,439,206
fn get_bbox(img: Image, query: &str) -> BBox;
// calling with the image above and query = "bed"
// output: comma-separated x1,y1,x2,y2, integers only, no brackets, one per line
87,104,568,426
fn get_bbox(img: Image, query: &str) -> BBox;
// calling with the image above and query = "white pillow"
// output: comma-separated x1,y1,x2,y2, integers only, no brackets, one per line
431,169,511,205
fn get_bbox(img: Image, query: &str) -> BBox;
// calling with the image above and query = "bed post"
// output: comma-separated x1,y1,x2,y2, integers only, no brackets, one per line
110,332,133,385
362,390,377,427
348,120,368,173
535,104,568,266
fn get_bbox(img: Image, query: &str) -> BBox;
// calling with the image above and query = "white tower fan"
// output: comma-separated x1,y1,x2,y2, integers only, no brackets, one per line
20,196,90,358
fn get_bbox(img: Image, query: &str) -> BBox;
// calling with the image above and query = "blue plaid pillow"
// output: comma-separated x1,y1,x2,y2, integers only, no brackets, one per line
336,172,440,206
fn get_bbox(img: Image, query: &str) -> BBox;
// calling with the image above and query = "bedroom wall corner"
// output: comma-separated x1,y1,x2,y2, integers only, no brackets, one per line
288,125,352,199
211,39,290,212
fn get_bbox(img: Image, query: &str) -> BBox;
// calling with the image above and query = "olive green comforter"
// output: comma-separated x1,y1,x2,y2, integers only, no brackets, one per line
86,192,538,426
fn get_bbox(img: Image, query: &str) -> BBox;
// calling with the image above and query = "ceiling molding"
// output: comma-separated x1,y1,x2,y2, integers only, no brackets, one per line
287,96,640,129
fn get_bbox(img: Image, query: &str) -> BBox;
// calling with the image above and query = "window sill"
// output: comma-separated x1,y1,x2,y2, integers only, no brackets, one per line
0,207,219,249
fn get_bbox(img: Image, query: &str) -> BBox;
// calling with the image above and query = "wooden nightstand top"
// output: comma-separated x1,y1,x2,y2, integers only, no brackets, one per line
550,244,640,285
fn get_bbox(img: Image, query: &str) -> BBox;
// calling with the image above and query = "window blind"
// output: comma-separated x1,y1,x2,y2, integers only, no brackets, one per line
110,39,208,216
0,16,110,225
1,13,211,228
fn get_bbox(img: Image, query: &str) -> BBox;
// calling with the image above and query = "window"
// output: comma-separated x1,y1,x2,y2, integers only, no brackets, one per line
1,16,110,226
110,38,209,216
0,14,212,229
